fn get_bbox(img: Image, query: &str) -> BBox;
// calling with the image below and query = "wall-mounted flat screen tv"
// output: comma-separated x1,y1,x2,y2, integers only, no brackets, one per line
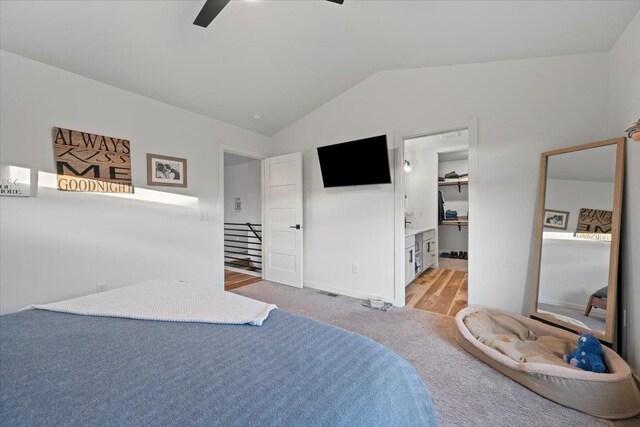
317,135,392,188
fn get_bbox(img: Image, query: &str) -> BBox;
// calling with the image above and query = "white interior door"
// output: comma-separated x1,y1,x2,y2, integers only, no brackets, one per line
263,152,303,287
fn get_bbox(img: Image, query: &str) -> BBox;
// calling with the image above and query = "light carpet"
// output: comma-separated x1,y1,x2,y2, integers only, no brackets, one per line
538,302,607,332
234,281,610,427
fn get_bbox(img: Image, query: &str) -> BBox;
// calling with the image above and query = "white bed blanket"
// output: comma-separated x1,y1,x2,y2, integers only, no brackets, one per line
27,280,277,326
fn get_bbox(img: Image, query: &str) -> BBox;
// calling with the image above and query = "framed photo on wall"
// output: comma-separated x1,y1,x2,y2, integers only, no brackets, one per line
147,153,187,187
543,209,570,230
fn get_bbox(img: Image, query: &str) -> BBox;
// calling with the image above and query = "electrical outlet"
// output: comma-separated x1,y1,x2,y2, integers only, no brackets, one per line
97,283,108,293
200,211,209,221
352,264,358,274
579,287,587,294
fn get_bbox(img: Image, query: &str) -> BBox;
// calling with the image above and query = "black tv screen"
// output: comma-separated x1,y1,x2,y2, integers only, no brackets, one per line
317,135,392,188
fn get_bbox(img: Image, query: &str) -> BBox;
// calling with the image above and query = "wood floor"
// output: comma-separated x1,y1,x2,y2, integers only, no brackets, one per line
224,270,262,291
405,267,468,316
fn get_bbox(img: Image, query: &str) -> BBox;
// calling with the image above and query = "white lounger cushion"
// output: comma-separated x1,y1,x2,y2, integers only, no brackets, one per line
27,280,277,326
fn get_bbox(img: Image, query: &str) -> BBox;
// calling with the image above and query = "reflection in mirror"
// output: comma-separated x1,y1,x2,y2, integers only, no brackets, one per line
537,144,617,337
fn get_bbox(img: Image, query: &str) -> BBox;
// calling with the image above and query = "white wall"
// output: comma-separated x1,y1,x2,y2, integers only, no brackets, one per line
543,179,615,236
0,50,271,314
539,179,614,308
271,52,610,308
224,158,262,224
608,12,640,375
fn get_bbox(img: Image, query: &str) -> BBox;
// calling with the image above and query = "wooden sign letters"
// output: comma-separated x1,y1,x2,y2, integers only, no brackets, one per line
52,127,133,193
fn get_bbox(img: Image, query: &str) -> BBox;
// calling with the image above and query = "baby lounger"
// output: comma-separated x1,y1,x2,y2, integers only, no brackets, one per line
455,306,640,420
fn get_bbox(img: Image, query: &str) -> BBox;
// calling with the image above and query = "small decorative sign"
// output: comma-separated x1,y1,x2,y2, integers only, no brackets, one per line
52,127,133,193
0,165,31,197
575,208,613,241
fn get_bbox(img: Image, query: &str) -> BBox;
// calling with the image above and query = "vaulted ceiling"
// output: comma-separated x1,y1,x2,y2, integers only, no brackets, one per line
1,1,638,136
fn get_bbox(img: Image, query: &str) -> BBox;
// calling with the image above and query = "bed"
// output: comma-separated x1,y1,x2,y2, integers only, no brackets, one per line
455,306,640,420
0,283,437,426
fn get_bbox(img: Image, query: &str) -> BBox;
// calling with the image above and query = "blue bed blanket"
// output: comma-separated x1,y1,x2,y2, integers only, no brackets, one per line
0,309,437,426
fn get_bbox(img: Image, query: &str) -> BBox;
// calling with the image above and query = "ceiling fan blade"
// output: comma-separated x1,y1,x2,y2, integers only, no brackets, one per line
326,0,344,4
193,0,231,28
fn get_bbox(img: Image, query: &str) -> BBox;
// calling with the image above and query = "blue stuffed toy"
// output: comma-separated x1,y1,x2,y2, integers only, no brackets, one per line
563,332,606,373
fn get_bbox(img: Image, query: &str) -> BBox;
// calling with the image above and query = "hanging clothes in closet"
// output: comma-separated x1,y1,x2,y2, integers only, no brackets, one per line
438,190,445,224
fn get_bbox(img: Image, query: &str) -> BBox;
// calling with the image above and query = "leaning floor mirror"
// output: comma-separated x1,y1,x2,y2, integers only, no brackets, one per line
530,137,625,343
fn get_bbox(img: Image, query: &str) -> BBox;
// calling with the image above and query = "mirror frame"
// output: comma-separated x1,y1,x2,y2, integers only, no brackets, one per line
530,137,625,343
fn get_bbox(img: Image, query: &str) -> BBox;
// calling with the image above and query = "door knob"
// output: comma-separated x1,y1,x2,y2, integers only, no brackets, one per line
290,224,301,229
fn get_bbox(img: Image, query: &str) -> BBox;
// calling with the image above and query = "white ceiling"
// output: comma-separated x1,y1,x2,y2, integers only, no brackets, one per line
1,1,638,136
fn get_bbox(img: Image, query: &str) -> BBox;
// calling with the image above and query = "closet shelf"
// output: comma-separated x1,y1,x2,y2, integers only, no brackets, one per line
440,218,469,231
438,179,468,192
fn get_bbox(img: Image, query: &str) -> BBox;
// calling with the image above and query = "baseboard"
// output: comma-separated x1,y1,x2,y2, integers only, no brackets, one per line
224,266,262,278
304,281,393,304
537,298,587,312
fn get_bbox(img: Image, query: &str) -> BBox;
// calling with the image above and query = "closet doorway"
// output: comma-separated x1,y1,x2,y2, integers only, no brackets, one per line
394,119,478,316
437,149,469,274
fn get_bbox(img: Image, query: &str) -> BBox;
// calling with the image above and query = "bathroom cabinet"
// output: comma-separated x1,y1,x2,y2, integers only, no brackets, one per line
405,228,435,286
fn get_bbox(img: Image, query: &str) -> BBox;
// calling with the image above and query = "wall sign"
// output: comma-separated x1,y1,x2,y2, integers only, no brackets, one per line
575,208,612,241
0,165,31,197
52,127,133,193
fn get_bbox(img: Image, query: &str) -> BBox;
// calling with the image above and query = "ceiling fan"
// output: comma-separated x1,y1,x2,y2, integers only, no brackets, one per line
194,0,344,28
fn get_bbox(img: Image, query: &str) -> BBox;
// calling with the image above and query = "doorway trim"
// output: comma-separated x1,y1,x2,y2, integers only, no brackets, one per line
217,144,265,290
393,117,479,307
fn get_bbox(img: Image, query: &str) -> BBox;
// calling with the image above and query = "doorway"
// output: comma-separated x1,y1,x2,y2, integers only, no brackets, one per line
437,148,470,273
222,152,263,291
393,119,478,314
219,149,304,291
